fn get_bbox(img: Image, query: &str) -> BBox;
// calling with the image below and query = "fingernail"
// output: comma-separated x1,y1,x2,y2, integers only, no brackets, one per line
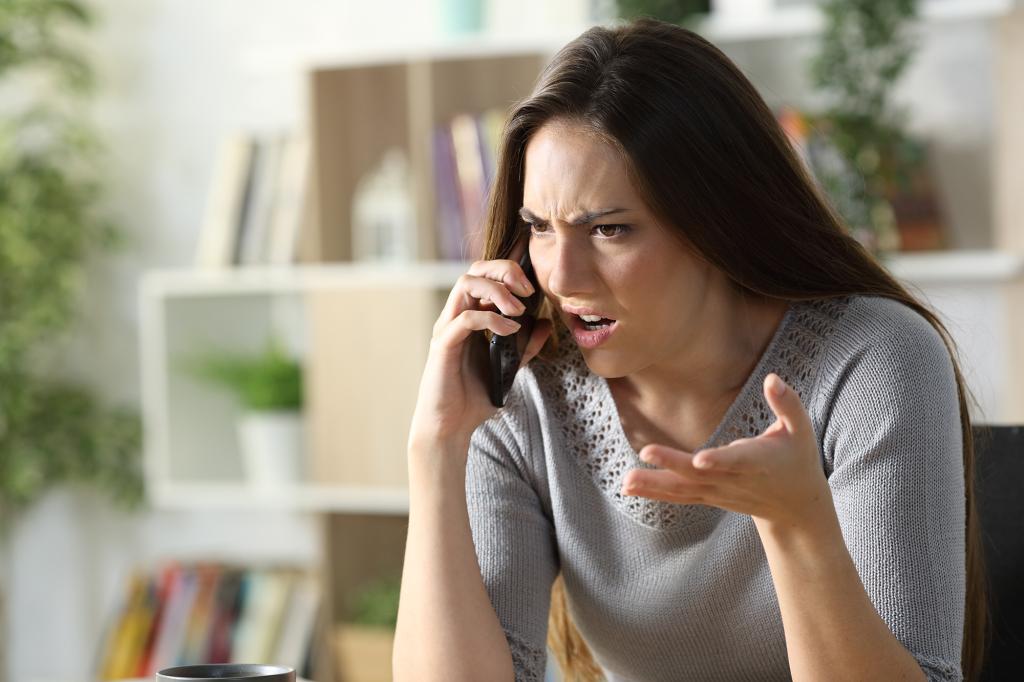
770,374,786,397
521,280,534,295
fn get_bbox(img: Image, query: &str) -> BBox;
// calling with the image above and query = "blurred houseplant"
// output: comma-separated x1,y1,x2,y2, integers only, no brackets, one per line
336,575,401,682
0,2,142,678
0,0,144,527
616,0,711,25
183,338,306,489
808,0,943,253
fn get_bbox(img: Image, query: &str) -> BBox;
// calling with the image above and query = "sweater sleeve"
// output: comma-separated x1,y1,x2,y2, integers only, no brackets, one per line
465,391,559,682
820,303,966,681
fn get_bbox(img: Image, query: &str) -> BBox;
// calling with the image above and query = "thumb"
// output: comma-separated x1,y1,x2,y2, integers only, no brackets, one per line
520,318,553,367
763,373,806,436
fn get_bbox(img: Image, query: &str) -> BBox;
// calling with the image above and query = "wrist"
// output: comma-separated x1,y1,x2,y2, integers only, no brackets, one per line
408,436,473,490
754,503,849,570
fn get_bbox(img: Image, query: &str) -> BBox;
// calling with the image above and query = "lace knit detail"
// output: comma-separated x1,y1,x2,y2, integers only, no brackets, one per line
531,296,852,530
506,630,546,682
914,652,965,682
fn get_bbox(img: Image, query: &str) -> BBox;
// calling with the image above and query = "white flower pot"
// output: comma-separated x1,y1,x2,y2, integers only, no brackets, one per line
237,410,306,490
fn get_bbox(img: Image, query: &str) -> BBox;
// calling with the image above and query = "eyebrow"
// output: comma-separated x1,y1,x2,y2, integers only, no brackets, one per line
518,207,629,226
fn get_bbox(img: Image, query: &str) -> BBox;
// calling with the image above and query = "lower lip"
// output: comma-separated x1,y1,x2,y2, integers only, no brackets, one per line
570,315,619,349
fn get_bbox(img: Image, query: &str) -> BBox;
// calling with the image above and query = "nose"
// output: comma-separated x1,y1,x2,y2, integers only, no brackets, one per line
535,233,598,303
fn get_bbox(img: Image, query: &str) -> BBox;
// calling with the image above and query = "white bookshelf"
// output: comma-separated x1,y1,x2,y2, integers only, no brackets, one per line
138,261,466,514
139,251,1024,511
880,248,1024,284
148,481,409,514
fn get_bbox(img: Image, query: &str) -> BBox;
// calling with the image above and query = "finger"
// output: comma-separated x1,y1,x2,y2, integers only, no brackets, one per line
433,309,520,358
638,444,737,480
620,469,717,503
437,271,530,330
762,373,809,436
519,318,553,368
467,257,535,298
691,441,764,473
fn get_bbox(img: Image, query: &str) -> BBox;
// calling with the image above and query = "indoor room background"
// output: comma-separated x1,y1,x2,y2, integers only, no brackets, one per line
2,0,1021,680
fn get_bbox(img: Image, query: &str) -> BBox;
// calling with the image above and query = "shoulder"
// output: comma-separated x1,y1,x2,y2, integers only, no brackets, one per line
837,294,948,352
816,294,955,394
812,295,961,466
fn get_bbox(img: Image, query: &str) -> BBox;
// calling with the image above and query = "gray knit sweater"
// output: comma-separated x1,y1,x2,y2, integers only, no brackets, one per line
465,295,965,681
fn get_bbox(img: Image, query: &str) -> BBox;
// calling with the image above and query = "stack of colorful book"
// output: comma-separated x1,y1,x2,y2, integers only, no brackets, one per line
432,107,506,263
94,562,323,680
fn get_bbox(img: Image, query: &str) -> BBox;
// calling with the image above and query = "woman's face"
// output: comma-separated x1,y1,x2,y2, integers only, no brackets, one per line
523,120,724,380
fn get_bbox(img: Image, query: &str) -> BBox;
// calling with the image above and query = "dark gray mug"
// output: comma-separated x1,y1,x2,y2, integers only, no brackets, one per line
156,664,295,681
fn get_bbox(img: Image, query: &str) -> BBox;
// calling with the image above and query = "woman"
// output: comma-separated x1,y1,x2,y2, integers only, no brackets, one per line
394,17,985,682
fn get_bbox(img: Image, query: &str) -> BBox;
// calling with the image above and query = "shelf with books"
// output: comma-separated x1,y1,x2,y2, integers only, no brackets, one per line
307,50,548,263
94,561,329,681
211,5,1024,269
197,133,313,269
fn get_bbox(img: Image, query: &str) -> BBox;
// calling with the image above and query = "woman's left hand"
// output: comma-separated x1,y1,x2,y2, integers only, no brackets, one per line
621,373,833,533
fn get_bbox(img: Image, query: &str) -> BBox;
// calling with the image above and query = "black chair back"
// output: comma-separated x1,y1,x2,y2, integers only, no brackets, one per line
973,424,1024,681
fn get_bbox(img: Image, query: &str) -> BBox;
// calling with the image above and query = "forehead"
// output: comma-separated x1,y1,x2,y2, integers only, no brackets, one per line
522,122,637,212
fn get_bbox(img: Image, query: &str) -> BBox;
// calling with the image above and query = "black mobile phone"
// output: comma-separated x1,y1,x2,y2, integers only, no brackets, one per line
486,248,542,407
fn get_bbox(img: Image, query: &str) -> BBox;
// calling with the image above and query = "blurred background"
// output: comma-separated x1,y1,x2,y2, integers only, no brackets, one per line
1,0,1022,680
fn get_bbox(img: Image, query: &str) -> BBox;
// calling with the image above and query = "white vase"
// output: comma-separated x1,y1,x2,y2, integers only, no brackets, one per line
237,410,306,490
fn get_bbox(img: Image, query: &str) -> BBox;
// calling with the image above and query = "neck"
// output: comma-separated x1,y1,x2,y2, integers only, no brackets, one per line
614,285,790,419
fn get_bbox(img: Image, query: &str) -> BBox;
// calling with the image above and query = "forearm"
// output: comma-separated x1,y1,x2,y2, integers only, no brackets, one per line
755,509,927,682
393,439,515,682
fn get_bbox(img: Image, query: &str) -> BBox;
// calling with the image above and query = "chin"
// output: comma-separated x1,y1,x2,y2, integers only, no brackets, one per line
577,352,628,379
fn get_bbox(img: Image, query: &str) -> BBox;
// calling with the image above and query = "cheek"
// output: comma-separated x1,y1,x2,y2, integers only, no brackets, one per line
618,255,702,334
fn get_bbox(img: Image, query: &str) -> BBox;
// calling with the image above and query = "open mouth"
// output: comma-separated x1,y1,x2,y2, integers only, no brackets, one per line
576,314,617,331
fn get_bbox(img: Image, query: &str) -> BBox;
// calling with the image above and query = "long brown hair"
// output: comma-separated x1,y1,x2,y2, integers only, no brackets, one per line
480,17,987,681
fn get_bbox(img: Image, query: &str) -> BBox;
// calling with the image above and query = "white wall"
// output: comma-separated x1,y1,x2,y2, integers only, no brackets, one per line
4,1,1004,679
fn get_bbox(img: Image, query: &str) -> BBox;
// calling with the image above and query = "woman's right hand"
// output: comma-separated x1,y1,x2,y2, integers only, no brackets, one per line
407,245,552,453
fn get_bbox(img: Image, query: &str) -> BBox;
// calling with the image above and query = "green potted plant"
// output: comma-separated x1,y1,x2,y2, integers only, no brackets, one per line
335,575,401,682
808,0,931,254
183,337,306,489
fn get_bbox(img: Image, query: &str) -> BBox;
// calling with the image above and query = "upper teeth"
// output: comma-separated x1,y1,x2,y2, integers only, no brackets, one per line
580,314,605,322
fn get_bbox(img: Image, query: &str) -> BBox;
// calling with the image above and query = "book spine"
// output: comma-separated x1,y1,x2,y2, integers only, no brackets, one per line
432,125,464,261
450,113,488,262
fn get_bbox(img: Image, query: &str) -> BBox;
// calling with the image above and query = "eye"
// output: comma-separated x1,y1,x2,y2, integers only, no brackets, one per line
525,222,631,239
594,224,631,238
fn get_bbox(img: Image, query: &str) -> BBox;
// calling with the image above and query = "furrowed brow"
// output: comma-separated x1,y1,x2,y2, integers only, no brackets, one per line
518,207,628,226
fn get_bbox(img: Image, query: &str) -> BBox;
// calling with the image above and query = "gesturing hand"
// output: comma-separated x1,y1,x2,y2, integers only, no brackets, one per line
621,373,833,533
